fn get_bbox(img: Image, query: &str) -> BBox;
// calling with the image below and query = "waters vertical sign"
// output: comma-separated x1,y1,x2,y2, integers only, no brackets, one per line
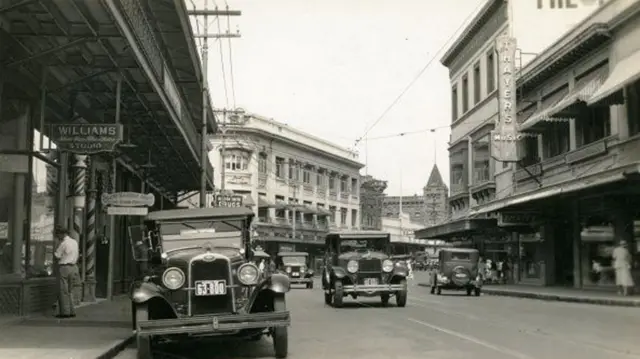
491,36,519,162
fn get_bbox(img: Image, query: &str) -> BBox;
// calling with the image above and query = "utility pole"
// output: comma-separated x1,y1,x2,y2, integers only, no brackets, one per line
187,3,242,205
213,108,245,193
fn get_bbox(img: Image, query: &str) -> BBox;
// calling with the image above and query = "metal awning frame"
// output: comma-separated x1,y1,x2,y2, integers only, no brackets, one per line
414,218,497,240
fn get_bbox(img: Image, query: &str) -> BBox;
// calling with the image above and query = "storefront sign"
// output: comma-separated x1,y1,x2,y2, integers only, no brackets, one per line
491,36,519,162
0,154,29,173
213,194,243,208
102,192,155,207
50,124,123,154
107,206,148,216
498,212,539,227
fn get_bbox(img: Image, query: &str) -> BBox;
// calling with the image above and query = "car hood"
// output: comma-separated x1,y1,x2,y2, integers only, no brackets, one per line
165,247,244,267
338,251,389,261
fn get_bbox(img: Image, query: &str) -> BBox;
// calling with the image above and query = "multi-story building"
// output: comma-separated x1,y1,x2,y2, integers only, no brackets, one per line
359,175,388,230
418,0,640,290
382,213,426,247
209,113,364,259
382,165,450,226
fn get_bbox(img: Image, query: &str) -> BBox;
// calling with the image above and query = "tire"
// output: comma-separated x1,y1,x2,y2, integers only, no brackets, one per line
135,304,152,359
333,280,344,308
272,294,288,358
396,280,407,307
474,288,481,297
307,281,314,289
380,293,390,307
466,288,472,296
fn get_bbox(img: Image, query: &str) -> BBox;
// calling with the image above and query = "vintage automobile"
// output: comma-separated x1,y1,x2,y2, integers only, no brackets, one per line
128,207,291,359
430,248,482,296
253,249,273,276
321,231,408,308
276,252,314,288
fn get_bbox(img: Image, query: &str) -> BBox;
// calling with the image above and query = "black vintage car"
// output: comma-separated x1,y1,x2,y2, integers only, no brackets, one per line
128,207,291,359
430,248,482,296
276,252,314,288
321,231,408,308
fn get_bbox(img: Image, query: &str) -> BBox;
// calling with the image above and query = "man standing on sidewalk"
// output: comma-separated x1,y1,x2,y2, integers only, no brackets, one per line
54,226,79,318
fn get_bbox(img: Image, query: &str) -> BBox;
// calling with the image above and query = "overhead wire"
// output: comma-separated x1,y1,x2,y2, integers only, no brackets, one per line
215,11,230,107
224,2,238,108
354,0,489,147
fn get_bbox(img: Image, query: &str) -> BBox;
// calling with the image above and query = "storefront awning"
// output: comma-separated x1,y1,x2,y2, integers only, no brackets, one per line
258,197,288,209
316,207,332,216
519,87,570,132
469,162,640,216
587,49,640,106
242,194,256,208
545,69,607,118
414,217,496,239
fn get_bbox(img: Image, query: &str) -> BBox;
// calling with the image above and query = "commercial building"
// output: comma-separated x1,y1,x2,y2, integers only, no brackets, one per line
208,113,364,259
0,0,214,316
382,214,427,254
359,175,388,231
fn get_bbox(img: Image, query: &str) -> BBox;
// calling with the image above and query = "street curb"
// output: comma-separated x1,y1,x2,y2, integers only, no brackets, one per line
96,335,134,359
417,283,640,307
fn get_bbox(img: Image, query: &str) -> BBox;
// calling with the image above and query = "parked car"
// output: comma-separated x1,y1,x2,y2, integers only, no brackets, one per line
430,248,481,296
276,252,314,288
128,207,291,359
321,231,408,308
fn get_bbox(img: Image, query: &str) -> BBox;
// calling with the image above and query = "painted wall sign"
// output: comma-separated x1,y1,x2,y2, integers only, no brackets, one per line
497,212,539,227
102,192,155,207
50,124,123,154
107,207,148,216
213,194,244,208
491,36,520,162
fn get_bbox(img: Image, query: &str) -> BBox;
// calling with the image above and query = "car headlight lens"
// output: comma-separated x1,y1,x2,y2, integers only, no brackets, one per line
162,267,185,290
382,259,394,272
347,260,358,273
300,266,306,272
238,263,260,285
286,266,292,273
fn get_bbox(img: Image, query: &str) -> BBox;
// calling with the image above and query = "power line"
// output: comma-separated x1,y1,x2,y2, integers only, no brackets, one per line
216,12,230,107
354,0,489,146
225,5,238,108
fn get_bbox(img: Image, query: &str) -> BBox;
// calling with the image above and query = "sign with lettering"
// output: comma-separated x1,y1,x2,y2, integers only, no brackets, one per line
50,124,123,154
107,206,148,216
497,212,539,227
102,192,155,207
491,36,519,162
213,194,244,208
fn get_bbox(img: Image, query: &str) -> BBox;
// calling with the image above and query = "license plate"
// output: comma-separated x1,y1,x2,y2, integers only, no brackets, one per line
195,280,227,296
455,273,467,278
363,278,378,286
292,272,300,277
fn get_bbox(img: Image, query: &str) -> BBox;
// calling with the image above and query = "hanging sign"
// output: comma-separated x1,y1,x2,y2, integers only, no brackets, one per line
107,207,148,216
50,124,123,154
213,194,243,208
491,36,520,162
102,192,155,207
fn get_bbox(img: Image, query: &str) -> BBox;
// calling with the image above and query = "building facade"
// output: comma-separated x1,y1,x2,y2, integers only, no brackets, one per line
418,0,640,290
209,113,364,259
382,214,427,254
359,175,388,230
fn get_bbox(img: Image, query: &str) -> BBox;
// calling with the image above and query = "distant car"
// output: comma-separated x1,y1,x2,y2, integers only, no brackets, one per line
128,207,291,359
430,248,481,296
321,231,408,308
276,252,314,288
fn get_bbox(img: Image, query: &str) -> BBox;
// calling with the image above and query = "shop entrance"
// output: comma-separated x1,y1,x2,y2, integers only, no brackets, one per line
553,220,574,287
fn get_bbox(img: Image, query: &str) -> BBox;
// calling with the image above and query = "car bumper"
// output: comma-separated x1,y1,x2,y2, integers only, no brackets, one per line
136,311,290,336
289,277,312,284
436,279,482,288
343,283,406,293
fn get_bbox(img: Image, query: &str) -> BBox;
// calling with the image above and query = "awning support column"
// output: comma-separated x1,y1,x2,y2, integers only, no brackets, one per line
106,74,122,301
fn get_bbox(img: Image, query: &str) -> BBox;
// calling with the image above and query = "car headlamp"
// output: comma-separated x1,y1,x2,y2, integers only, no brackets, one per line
238,263,260,285
162,267,185,290
347,260,359,273
382,259,394,272
286,266,292,273
300,266,306,272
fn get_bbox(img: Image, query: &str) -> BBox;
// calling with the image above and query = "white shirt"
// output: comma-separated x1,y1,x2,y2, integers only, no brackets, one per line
55,235,79,265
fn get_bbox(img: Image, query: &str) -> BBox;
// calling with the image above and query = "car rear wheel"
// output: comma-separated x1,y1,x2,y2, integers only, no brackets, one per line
135,304,152,359
333,280,344,308
380,293,390,307
307,281,314,289
272,294,288,358
396,280,407,307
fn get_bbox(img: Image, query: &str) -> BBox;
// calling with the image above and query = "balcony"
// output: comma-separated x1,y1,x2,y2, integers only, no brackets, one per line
256,216,291,227
225,172,252,189
317,187,327,198
450,183,468,196
329,190,338,201
316,222,329,230
351,192,359,201
303,184,314,196
340,192,350,201
470,166,496,205
258,173,268,189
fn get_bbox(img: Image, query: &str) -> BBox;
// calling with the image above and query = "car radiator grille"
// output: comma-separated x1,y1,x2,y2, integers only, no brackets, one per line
190,259,234,315
358,258,382,273
288,265,301,273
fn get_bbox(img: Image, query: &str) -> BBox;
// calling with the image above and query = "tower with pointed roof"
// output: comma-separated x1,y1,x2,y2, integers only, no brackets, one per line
423,164,449,226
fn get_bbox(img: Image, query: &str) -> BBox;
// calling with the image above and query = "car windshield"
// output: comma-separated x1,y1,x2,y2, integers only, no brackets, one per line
340,239,387,253
159,219,244,252
448,252,472,261
282,256,306,265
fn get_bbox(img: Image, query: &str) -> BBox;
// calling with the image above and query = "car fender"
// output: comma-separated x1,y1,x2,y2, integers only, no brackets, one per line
332,266,347,279
267,273,291,293
392,266,408,278
130,281,166,304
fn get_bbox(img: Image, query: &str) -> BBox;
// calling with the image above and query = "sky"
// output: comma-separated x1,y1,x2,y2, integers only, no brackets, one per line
189,0,487,196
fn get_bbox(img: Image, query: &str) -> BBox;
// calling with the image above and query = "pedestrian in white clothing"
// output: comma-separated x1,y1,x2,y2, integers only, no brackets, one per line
53,226,80,318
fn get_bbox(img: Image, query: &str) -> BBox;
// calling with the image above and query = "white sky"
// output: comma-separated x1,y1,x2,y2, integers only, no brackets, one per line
190,0,487,196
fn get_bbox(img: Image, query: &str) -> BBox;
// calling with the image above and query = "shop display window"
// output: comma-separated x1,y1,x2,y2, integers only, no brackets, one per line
581,221,616,287
27,155,57,278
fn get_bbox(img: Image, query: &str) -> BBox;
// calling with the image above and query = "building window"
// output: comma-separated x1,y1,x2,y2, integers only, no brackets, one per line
628,79,640,136
451,85,458,122
351,178,358,194
486,49,495,93
473,62,481,105
542,122,570,158
275,195,286,219
340,208,347,225
329,205,337,223
577,107,610,147
288,159,299,181
451,164,465,187
340,177,348,192
275,157,285,178
302,168,311,184
473,135,490,184
351,209,357,227
520,136,540,167
225,152,249,171
316,170,324,187
329,175,336,190
258,153,267,174
462,74,469,114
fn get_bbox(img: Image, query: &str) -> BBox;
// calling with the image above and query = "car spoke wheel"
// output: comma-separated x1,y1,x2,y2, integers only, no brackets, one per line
396,280,407,307
380,293,390,307
135,304,153,359
333,280,344,308
272,294,288,358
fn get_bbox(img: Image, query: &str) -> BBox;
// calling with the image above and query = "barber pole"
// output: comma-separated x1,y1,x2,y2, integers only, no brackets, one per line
83,157,97,302
70,155,87,240
45,150,58,211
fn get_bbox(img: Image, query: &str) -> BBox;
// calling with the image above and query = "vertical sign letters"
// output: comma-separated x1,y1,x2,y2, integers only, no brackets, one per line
490,36,520,162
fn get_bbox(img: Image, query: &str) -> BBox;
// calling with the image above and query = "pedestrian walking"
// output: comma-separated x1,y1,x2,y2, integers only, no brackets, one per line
53,225,80,318
477,256,486,284
612,239,635,296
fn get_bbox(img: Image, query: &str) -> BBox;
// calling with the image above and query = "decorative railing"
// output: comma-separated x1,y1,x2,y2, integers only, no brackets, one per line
258,173,267,189
329,190,338,200
317,187,326,197
340,192,349,201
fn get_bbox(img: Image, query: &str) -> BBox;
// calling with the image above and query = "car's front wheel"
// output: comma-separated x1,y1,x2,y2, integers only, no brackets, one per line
307,281,314,289
380,293,390,307
272,294,288,358
333,280,344,308
135,304,152,359
396,280,407,307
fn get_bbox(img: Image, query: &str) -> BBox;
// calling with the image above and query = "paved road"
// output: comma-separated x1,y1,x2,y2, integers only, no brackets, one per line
115,277,640,359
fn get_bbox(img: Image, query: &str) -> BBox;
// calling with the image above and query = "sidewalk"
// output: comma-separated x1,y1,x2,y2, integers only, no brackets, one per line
414,270,640,307
0,296,133,359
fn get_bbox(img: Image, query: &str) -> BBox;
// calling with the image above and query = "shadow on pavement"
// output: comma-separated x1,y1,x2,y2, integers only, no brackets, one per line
154,337,275,359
